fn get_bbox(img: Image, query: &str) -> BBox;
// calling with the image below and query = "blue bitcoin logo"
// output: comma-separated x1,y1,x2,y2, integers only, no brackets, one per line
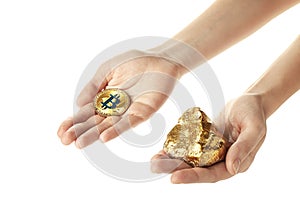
101,94,120,109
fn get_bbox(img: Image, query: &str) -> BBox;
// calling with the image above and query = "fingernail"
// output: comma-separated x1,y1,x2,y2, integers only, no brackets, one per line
150,160,159,173
233,159,240,175
171,173,181,184
99,135,106,143
75,140,83,149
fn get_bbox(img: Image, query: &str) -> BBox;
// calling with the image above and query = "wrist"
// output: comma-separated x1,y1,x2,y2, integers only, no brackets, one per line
243,90,269,118
245,83,281,119
244,36,300,118
155,56,187,80
123,50,185,79
148,39,207,76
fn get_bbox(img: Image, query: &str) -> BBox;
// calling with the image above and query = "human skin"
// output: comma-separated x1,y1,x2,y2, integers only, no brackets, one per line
57,55,183,148
152,36,300,183
58,0,299,183
153,0,299,65
57,0,299,181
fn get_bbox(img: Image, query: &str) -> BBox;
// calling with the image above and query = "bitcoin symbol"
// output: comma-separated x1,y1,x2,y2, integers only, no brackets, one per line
94,89,130,117
101,94,120,109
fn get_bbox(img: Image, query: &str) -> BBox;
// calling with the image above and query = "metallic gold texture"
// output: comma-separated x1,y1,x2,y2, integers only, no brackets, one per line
163,107,228,167
94,88,130,117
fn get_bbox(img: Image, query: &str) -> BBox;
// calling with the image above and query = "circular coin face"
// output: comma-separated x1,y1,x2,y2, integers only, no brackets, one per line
94,88,131,117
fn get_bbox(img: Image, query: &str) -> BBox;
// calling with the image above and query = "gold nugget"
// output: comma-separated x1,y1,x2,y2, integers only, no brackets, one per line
163,107,229,167
94,88,130,117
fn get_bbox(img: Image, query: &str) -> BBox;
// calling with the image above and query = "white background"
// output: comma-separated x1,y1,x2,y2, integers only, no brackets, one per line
0,0,299,214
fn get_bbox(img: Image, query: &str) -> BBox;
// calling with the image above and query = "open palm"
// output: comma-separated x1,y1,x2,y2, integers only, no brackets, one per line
58,50,183,148
151,94,267,183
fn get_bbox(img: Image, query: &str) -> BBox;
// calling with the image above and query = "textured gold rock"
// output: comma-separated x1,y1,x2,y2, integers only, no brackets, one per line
163,107,228,167
94,88,130,117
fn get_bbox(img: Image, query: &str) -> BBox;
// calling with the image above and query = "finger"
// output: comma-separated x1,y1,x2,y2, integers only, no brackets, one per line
151,158,190,173
57,117,73,138
171,162,232,184
61,130,76,145
100,102,154,142
61,115,105,145
59,103,102,145
151,150,191,173
151,154,169,160
226,123,266,175
99,114,145,142
238,137,265,173
74,115,105,137
76,116,121,148
73,103,96,124
75,126,100,149
151,150,168,160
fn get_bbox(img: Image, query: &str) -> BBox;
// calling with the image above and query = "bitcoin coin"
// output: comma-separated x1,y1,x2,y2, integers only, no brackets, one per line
94,88,130,117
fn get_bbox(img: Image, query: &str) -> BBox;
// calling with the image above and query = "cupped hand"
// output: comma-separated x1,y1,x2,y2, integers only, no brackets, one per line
57,50,184,148
151,94,267,183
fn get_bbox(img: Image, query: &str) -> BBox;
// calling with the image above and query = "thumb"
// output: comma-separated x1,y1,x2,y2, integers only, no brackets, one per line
225,125,265,175
77,77,107,107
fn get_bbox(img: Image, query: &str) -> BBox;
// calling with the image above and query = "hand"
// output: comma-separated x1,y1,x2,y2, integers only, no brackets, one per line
151,94,267,183
57,50,184,148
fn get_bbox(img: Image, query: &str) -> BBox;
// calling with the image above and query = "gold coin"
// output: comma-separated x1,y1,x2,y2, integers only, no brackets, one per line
94,88,131,117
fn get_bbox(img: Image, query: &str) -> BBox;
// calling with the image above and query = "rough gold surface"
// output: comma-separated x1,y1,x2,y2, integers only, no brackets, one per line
94,88,130,117
163,107,228,167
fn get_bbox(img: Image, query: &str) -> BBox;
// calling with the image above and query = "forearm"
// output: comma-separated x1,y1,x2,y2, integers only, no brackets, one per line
152,0,298,73
246,36,300,118
174,0,298,59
